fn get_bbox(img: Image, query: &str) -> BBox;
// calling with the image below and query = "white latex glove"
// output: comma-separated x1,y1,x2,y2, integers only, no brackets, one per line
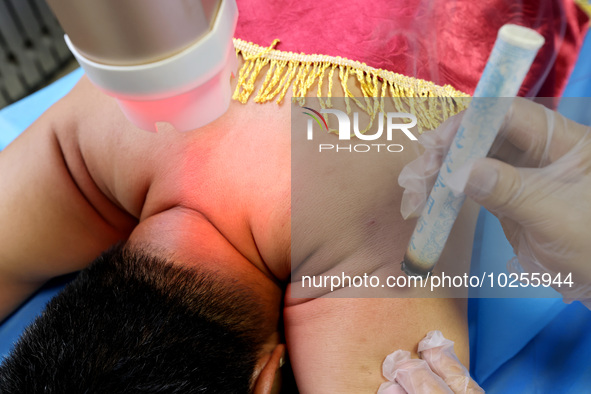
378,330,483,394
398,98,591,308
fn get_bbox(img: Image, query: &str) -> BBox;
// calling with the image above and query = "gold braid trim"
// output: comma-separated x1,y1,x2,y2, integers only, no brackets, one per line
232,38,470,133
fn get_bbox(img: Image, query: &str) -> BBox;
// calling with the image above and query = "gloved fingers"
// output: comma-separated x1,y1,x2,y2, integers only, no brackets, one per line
399,151,442,219
489,98,549,167
394,360,454,394
448,148,588,244
377,381,407,394
506,256,525,275
382,350,453,394
447,157,562,225
440,98,591,309
488,136,536,169
399,188,427,220
491,98,590,167
418,111,465,151
418,331,484,394
400,99,590,221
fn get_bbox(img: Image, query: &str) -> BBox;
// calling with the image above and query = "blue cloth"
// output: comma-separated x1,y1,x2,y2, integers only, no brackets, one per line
0,274,78,362
0,68,84,151
468,211,590,388
1,34,591,388
469,29,591,389
483,301,591,393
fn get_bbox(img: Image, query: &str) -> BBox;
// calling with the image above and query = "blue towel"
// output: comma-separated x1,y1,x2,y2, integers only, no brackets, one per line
0,68,84,151
0,274,78,362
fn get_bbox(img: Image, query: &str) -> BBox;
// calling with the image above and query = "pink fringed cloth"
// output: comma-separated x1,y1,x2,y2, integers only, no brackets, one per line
232,0,588,104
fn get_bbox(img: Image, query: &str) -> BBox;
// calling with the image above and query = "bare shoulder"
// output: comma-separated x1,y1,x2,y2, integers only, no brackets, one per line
0,76,144,318
61,75,293,279
58,76,181,219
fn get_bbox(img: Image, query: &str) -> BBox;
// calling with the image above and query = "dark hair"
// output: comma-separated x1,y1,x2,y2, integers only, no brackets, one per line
0,243,271,393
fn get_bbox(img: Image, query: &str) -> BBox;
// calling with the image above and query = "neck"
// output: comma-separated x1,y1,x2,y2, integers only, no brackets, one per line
128,206,284,316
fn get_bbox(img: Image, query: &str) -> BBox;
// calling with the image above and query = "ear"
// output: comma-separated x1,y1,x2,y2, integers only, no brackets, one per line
253,344,286,394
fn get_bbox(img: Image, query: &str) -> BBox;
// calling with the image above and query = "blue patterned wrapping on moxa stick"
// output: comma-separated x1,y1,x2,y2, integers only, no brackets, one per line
402,24,545,276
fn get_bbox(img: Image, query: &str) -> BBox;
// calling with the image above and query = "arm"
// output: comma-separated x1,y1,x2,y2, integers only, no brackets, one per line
284,201,478,393
0,79,137,320
286,108,479,392
284,298,469,393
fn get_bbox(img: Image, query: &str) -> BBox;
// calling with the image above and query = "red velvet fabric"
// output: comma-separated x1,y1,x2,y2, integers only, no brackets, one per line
235,0,588,97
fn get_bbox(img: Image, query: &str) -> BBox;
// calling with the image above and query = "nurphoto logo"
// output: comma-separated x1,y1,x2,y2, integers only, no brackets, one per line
302,107,419,153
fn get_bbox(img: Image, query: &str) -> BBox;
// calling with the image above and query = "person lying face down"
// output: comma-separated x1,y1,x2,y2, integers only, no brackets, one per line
0,56,476,392
1,0,587,388
0,68,291,392
1,0,587,390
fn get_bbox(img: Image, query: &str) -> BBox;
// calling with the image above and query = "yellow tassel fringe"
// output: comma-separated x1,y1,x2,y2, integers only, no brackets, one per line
232,38,470,133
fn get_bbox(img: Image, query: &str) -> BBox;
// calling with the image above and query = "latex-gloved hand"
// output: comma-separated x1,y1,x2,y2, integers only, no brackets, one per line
378,330,484,394
399,98,591,308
